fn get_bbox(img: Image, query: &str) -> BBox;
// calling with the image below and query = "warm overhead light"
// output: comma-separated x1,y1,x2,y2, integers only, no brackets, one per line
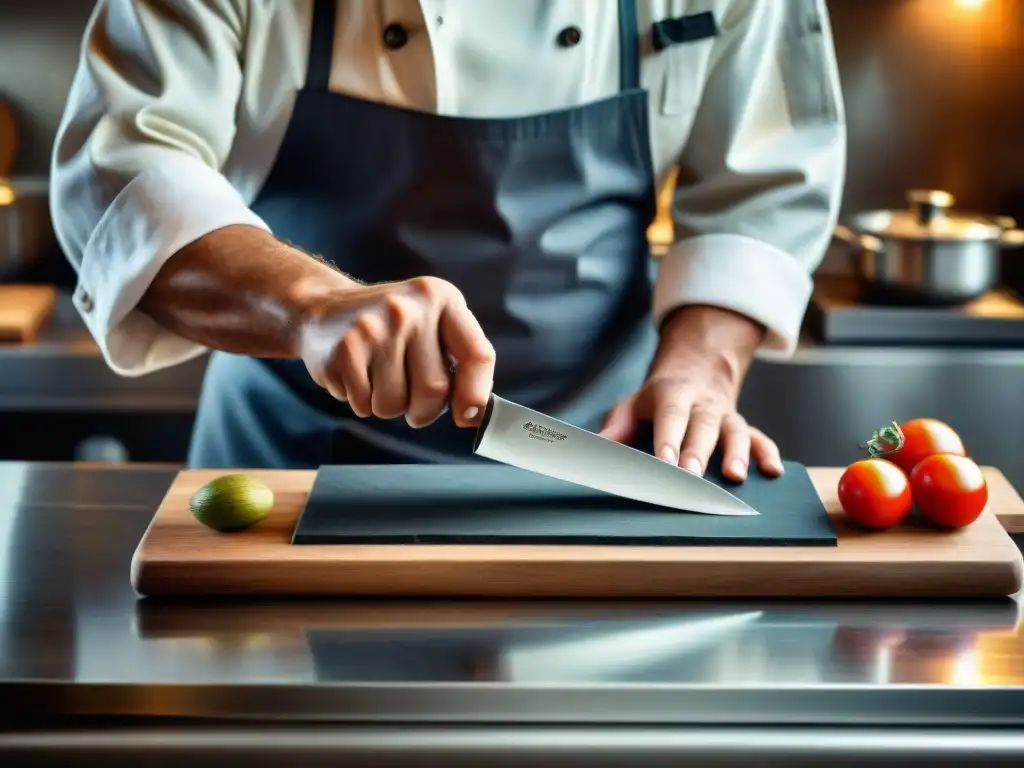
955,0,987,8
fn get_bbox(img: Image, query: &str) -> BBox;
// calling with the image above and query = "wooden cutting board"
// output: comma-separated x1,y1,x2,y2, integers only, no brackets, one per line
0,285,57,342
131,467,1024,599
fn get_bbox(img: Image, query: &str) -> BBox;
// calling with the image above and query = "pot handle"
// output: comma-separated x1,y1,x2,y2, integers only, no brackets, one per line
1001,228,1024,249
907,189,954,225
834,224,883,254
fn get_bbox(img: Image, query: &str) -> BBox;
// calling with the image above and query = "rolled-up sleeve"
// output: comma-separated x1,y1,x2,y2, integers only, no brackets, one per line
50,0,269,376
652,0,846,356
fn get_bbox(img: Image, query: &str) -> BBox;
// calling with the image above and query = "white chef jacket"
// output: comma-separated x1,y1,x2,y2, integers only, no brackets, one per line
50,0,846,377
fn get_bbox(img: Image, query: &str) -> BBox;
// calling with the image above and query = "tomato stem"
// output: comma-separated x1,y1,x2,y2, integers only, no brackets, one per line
861,421,905,458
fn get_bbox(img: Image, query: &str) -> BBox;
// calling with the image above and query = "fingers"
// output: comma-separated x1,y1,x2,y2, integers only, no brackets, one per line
719,413,751,482
307,277,496,429
439,297,495,427
652,384,690,466
598,396,638,444
368,296,411,419
750,426,784,476
616,373,777,482
335,322,374,418
655,398,778,481
405,325,451,428
678,404,721,475
310,364,347,405
370,344,408,419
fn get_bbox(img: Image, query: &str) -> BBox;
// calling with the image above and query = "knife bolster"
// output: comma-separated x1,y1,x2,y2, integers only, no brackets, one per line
472,395,497,454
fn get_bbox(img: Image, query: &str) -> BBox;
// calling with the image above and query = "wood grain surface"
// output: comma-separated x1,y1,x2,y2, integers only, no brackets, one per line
0,285,56,342
0,98,17,176
131,467,1024,599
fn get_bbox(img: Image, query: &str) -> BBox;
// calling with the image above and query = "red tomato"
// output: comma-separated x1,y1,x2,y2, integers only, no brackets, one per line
838,459,913,530
865,418,965,474
909,454,988,529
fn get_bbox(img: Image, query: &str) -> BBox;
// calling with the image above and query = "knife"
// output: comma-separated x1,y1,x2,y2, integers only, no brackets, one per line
471,394,759,516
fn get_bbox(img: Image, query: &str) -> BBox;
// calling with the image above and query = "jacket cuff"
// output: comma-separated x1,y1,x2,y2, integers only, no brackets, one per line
652,233,814,356
72,155,270,376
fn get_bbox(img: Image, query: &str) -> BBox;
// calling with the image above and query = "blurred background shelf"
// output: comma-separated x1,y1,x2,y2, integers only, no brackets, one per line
0,0,1021,482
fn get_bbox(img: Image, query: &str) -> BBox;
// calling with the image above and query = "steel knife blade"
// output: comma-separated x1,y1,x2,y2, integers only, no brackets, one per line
471,394,759,516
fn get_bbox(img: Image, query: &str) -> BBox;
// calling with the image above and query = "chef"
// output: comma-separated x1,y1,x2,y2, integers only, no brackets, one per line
51,0,845,481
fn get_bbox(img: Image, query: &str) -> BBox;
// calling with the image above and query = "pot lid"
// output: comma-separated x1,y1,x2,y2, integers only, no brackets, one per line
850,190,1006,242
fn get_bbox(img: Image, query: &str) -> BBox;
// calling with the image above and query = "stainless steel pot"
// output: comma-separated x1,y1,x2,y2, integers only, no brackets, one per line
833,189,1024,305
0,176,56,280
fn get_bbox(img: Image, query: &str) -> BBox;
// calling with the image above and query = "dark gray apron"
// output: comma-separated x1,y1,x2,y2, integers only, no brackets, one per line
187,0,659,469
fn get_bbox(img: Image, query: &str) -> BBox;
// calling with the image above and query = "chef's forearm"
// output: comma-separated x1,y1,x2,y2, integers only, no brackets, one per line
656,304,764,383
138,225,354,358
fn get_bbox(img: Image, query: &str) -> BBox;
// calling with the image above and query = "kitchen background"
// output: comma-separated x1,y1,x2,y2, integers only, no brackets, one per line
1,0,1023,484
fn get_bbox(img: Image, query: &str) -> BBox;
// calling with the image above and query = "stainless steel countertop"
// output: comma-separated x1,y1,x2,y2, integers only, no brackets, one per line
2,461,1023,727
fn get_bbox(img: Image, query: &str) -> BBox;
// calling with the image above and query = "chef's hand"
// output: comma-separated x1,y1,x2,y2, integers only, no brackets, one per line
298,276,495,429
599,305,783,482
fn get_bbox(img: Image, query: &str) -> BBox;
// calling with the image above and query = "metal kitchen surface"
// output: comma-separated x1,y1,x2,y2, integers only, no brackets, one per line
1,462,1023,726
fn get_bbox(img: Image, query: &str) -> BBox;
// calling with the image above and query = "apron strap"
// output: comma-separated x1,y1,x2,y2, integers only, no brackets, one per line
306,0,337,90
618,0,640,91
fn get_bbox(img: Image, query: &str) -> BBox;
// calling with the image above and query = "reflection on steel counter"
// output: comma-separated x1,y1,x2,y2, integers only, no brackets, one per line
306,611,765,684
136,600,1023,688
